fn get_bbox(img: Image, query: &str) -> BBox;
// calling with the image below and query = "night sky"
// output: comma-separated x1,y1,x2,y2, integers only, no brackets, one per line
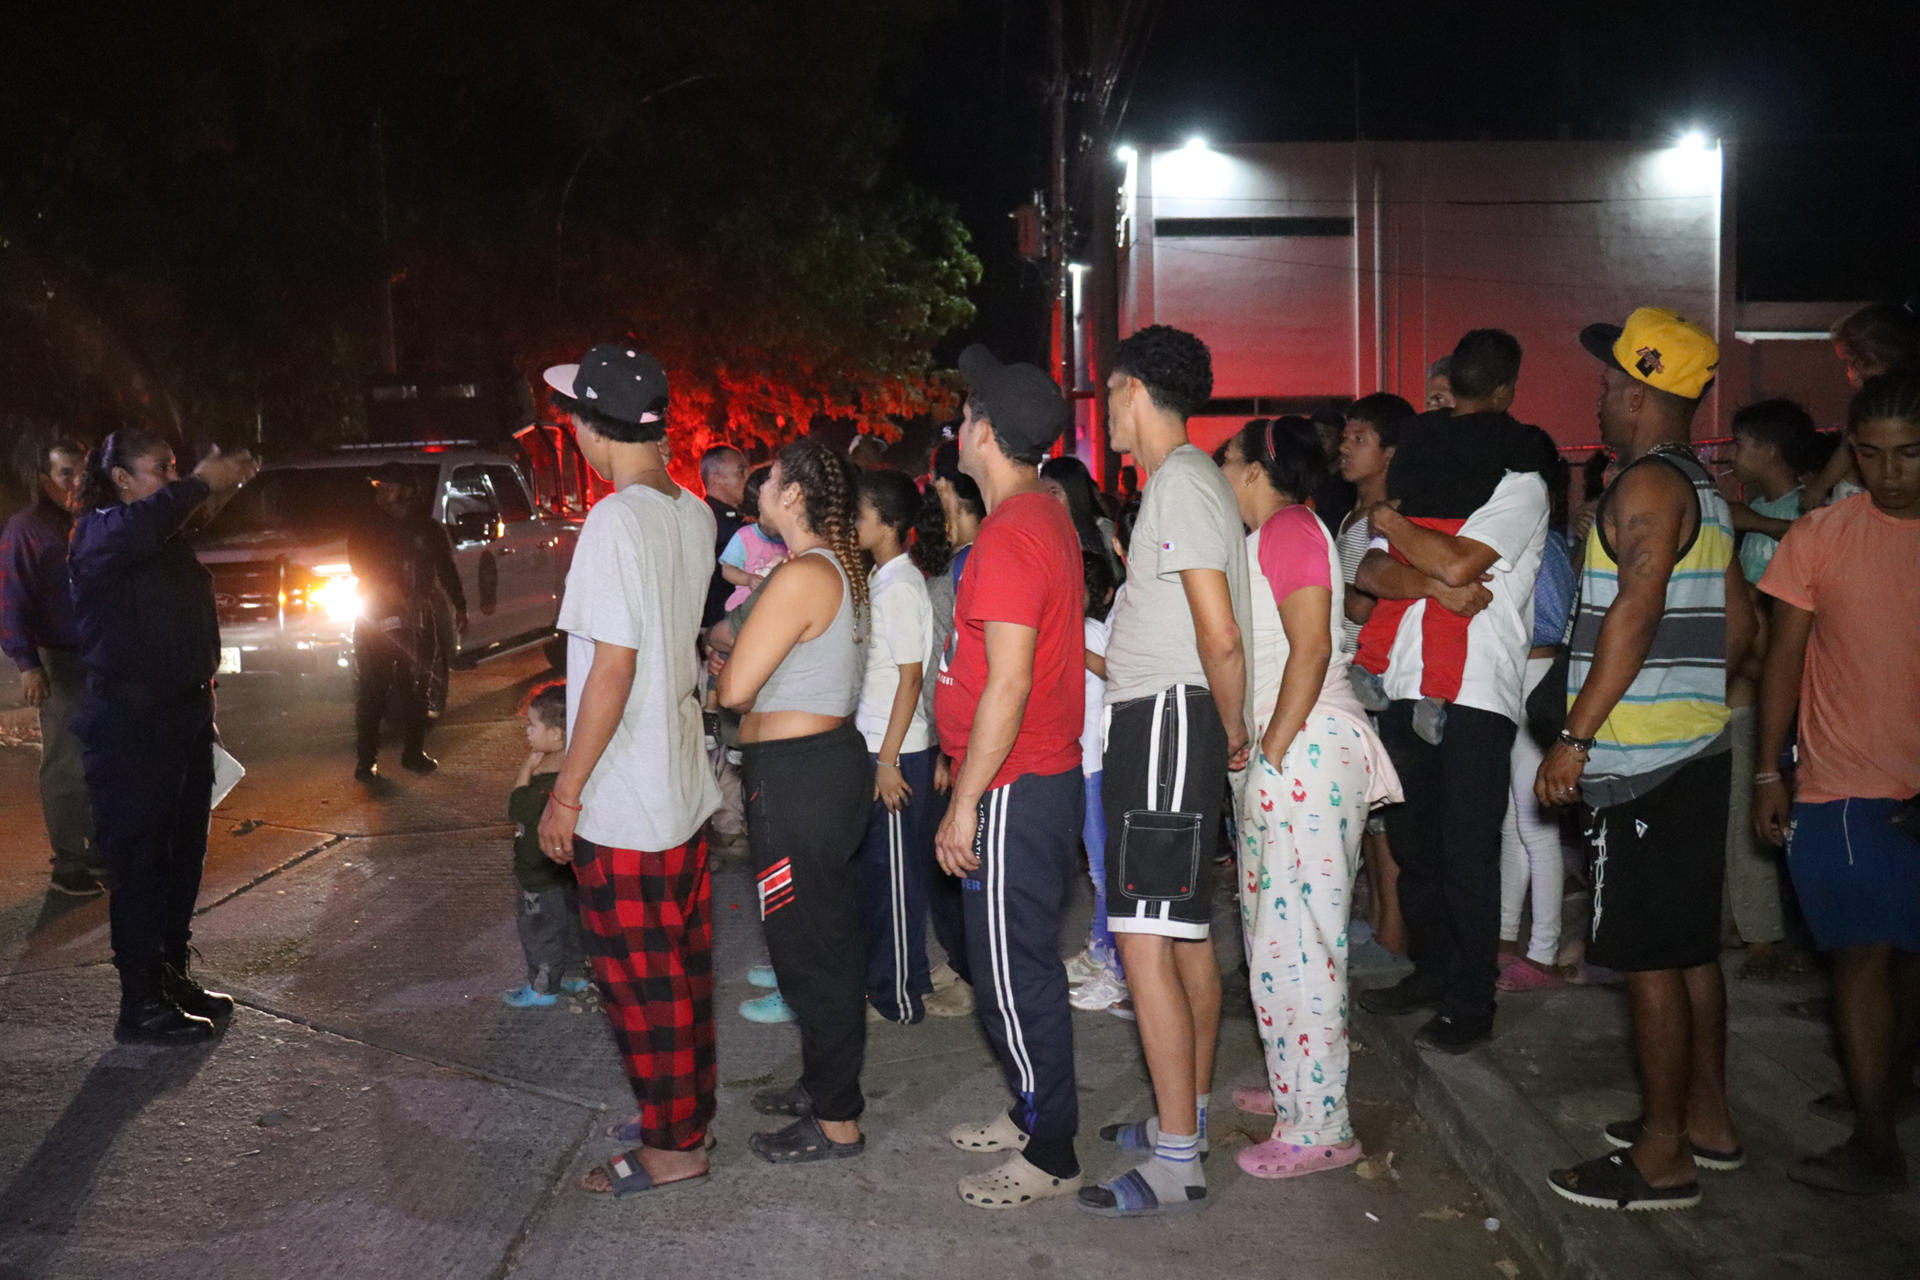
886,0,1920,363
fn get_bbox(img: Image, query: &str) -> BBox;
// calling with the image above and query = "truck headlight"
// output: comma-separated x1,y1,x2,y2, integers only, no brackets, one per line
308,570,362,624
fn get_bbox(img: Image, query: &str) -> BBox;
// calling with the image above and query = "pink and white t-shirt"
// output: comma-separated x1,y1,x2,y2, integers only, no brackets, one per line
1244,503,1368,738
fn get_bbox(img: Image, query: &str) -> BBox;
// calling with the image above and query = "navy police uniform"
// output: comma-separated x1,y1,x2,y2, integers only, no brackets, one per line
69,476,231,1040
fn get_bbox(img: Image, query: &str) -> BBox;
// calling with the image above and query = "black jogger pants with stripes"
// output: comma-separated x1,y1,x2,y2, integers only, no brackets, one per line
855,746,937,1023
959,765,1083,1178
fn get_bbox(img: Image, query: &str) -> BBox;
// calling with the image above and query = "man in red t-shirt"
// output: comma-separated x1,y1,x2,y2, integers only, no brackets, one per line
933,344,1086,1209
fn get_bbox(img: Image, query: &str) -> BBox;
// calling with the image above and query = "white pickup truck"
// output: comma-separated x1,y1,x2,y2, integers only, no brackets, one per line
194,440,589,681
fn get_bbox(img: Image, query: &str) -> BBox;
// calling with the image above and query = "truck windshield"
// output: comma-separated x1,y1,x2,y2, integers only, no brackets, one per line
198,464,440,542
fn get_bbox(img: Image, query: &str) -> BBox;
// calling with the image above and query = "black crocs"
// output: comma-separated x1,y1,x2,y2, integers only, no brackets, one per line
1548,1151,1700,1211
751,1081,814,1118
748,1115,864,1164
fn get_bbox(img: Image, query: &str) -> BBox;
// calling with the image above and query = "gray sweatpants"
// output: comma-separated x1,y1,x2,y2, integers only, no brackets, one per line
37,648,97,877
516,882,587,992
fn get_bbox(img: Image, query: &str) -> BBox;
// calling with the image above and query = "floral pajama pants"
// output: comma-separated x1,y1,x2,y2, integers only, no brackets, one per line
1238,713,1373,1147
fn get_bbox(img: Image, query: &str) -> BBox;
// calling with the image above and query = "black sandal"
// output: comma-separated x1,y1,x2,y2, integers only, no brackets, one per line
748,1115,864,1164
1603,1116,1745,1172
1548,1151,1700,1211
751,1081,814,1118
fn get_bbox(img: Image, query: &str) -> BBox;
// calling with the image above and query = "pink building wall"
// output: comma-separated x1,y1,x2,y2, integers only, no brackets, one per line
1116,139,1736,454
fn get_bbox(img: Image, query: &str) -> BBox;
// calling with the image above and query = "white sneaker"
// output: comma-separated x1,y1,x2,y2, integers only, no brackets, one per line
1062,949,1103,985
1069,971,1128,1012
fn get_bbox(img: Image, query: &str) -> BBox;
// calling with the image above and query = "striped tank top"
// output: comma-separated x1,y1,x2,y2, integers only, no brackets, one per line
1568,445,1732,807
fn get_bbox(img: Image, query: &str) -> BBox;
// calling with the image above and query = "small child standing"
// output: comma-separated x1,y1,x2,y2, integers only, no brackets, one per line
504,682,590,1008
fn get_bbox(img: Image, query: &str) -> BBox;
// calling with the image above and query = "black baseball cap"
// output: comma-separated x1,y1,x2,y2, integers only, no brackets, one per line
543,344,669,425
958,344,1070,456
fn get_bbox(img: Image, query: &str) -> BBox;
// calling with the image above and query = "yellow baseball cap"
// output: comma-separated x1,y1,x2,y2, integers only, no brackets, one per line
1579,307,1719,399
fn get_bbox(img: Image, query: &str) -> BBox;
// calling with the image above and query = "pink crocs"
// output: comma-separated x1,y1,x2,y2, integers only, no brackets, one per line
1236,1138,1364,1180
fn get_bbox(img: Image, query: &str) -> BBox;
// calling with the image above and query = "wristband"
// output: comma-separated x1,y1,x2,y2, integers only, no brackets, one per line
548,794,582,812
1753,771,1781,785
1557,729,1595,754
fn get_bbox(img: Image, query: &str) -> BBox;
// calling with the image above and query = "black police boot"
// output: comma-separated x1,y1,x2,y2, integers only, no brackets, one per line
399,750,438,774
115,964,217,1046
162,948,235,1023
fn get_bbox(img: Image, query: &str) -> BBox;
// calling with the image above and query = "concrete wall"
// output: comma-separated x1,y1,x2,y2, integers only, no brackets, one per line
1118,140,1730,453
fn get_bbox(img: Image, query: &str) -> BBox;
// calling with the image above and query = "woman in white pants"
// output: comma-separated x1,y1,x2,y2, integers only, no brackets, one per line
1217,418,1400,1179
1498,499,1577,991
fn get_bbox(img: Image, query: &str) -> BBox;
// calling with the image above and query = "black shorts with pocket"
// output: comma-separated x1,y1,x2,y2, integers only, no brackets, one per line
1584,749,1731,972
1102,684,1229,941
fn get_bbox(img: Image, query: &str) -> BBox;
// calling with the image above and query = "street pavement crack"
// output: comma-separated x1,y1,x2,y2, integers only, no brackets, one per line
192,831,350,917
227,988,613,1112
491,1109,599,1280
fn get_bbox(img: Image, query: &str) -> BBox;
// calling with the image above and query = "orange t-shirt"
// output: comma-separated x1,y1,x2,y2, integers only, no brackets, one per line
1758,494,1920,804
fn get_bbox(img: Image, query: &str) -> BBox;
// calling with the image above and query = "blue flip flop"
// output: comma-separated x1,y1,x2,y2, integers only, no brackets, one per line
585,1149,711,1198
1076,1169,1209,1218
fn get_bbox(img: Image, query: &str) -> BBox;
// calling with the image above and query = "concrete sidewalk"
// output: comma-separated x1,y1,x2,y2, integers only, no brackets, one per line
1350,942,1920,1280
0,665,1531,1280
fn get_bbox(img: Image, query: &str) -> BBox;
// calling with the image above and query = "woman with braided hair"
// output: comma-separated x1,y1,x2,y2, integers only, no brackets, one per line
717,436,875,1165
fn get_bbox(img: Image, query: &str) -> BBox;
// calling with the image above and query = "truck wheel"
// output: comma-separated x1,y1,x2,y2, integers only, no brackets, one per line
543,633,567,673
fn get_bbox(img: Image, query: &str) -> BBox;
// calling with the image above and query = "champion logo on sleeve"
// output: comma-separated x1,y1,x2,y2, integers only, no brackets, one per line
1160,539,1175,553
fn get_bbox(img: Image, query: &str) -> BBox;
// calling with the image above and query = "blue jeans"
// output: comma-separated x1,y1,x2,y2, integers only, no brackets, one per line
1084,771,1122,976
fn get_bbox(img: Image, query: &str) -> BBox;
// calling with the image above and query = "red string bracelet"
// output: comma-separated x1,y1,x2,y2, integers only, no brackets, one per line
549,794,583,812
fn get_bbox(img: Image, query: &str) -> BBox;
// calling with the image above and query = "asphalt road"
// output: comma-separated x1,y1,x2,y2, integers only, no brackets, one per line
0,653,1532,1280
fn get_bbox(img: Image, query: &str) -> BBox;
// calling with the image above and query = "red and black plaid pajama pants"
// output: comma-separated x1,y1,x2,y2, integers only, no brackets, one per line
573,835,716,1151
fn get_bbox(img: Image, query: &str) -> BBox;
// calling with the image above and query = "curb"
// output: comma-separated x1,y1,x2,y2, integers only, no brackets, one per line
1356,1006,1690,1280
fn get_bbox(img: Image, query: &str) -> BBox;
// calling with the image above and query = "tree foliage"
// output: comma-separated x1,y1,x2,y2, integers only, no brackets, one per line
0,0,979,461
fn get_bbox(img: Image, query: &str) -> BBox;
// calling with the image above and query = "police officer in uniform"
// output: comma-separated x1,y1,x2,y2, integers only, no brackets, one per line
69,428,256,1045
348,464,467,780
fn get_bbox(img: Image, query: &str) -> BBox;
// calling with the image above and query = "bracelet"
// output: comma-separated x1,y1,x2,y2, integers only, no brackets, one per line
548,794,582,812
1753,772,1782,785
877,759,900,770
1557,729,1595,754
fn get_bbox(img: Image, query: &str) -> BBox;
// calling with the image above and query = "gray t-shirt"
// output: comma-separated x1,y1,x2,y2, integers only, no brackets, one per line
558,483,722,851
1104,444,1253,728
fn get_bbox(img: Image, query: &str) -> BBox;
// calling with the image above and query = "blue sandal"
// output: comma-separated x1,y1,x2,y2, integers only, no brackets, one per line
581,1148,710,1197
1076,1169,1208,1218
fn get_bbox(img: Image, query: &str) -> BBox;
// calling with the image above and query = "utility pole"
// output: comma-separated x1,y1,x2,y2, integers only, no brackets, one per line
374,118,398,375
1048,0,1071,423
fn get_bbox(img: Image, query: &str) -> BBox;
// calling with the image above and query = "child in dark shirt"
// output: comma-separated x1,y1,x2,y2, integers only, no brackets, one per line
504,682,590,1008
1353,330,1557,741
